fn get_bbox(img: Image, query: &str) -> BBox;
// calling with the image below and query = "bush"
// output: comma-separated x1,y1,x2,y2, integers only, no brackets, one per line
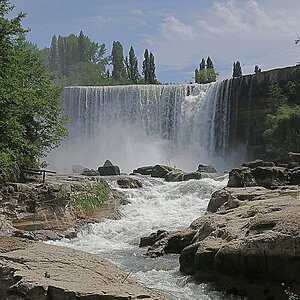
264,104,300,157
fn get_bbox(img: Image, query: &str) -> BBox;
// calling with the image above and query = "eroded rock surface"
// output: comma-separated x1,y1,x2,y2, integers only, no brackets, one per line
147,185,300,299
0,237,165,300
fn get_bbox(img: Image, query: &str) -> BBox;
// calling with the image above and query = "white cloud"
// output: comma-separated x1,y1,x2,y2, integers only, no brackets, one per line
160,16,196,40
142,0,300,81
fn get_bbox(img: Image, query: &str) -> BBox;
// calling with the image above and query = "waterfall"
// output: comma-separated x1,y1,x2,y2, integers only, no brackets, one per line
49,81,238,172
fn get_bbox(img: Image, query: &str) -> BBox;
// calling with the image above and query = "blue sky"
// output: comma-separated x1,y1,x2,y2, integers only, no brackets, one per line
10,0,300,83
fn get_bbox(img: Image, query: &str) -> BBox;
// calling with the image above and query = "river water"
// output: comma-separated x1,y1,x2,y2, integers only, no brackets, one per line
53,174,243,300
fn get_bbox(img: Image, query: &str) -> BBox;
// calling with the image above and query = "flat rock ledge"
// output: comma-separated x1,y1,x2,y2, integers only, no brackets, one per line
0,237,165,300
144,185,300,300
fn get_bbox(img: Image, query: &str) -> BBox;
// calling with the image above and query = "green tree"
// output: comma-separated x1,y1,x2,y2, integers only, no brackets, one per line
0,0,67,182
67,62,108,86
264,83,299,158
149,52,156,84
233,61,242,77
111,41,127,80
142,49,150,83
254,65,262,74
195,57,217,84
127,46,139,83
49,35,60,72
200,58,206,70
266,84,288,111
264,104,300,157
206,56,217,82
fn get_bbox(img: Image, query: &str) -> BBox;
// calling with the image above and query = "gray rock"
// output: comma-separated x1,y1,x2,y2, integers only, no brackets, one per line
98,163,120,176
0,238,166,300
197,164,217,173
151,165,174,178
133,166,153,175
103,159,114,167
117,177,143,189
183,172,202,181
251,166,289,188
227,167,256,187
81,169,100,176
158,186,300,300
139,230,168,247
165,171,184,182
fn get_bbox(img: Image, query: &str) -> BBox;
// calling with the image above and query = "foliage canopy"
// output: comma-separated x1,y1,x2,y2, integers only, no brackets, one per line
0,0,67,182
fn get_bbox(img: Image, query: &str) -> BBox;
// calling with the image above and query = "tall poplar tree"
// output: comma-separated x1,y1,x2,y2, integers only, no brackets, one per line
128,46,139,83
49,35,60,72
149,52,156,84
111,41,126,80
195,57,217,84
233,61,242,77
142,49,150,83
206,56,217,82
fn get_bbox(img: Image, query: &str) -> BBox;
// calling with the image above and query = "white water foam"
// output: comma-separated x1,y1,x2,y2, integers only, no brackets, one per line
47,82,240,173
50,174,245,300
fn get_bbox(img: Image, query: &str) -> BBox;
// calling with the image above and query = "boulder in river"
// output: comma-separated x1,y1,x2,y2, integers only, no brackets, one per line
151,165,174,178
117,177,143,188
197,164,217,173
98,160,120,176
133,166,154,175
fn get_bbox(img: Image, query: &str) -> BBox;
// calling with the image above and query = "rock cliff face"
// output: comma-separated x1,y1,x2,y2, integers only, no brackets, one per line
226,66,300,160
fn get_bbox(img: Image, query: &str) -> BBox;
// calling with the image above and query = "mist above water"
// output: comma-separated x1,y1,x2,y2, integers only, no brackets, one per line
47,83,245,173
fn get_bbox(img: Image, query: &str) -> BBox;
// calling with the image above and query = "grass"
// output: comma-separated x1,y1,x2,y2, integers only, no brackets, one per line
70,182,112,216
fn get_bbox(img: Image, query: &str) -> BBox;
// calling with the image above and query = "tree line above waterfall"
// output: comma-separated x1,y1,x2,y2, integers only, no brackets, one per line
40,32,158,86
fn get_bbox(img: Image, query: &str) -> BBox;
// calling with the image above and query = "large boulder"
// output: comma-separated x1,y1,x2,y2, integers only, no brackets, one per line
197,164,217,173
228,165,289,188
117,177,143,189
132,166,153,175
227,167,256,187
165,170,184,182
241,159,275,169
151,165,174,178
139,230,168,248
183,172,202,181
251,166,289,188
98,160,120,176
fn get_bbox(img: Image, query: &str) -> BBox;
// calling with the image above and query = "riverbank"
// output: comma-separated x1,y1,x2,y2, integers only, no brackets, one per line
0,236,165,300
0,173,123,241
0,174,168,300
144,162,300,299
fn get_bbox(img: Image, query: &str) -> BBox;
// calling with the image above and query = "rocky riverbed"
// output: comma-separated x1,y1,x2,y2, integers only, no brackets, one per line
141,161,300,300
1,160,300,300
0,173,166,300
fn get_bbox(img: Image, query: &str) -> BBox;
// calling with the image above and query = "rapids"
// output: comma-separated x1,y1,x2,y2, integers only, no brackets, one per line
51,174,244,299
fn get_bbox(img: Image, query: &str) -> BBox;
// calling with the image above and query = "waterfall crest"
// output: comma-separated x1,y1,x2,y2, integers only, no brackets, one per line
49,82,239,172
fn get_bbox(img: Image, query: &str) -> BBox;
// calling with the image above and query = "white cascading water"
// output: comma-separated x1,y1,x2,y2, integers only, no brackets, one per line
52,174,246,300
48,82,238,173
49,82,245,299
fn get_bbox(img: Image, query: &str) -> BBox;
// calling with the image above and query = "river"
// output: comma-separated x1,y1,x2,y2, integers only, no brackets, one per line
53,174,243,300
